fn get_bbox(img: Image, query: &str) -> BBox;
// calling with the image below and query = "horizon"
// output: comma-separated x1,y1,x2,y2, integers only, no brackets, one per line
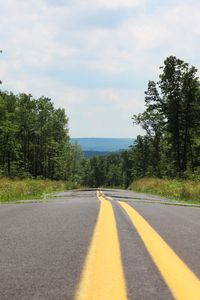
71,137,134,152
71,137,133,139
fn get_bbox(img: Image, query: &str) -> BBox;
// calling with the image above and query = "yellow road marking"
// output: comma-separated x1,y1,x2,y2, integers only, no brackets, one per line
74,192,127,300
119,201,200,300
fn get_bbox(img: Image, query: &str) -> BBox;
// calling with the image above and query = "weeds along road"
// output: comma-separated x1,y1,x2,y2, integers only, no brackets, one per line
0,189,200,299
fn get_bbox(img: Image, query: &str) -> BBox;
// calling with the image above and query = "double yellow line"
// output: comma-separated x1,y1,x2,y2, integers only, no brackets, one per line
75,190,127,300
75,191,200,300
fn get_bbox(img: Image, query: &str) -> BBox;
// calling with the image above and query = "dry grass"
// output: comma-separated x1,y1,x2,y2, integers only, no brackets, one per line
0,178,76,203
130,178,200,203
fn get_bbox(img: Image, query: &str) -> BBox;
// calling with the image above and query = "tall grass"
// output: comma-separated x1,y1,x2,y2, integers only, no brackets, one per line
130,178,200,203
0,178,76,203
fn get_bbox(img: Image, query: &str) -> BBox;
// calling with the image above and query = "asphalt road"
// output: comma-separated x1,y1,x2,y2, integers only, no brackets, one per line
0,189,200,299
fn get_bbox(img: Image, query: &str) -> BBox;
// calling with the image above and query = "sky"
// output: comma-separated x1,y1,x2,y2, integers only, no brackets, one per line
0,0,200,138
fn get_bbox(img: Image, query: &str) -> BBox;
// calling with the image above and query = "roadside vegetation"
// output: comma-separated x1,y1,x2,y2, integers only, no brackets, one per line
130,178,200,204
0,178,78,203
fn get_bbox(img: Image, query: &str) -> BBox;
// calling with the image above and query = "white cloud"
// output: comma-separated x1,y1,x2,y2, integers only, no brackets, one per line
0,0,200,137
84,2,200,75
86,0,144,9
0,66,144,137
2,0,199,77
47,0,144,9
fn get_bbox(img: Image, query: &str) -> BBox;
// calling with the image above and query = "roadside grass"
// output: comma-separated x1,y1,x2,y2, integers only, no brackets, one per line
130,178,200,204
0,178,77,203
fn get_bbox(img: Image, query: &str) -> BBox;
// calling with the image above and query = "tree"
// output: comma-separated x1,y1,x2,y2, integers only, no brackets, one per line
0,92,20,176
70,142,84,183
159,56,200,175
0,91,75,180
133,81,164,177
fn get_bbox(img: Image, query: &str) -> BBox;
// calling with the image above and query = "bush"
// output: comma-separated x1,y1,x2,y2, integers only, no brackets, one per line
130,178,200,203
0,178,77,203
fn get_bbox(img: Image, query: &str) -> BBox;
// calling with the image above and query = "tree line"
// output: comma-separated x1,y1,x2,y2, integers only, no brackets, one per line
80,56,200,187
0,55,199,186
0,92,81,180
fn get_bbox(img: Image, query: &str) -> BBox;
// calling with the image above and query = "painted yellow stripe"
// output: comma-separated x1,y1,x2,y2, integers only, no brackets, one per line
118,201,200,300
75,192,127,300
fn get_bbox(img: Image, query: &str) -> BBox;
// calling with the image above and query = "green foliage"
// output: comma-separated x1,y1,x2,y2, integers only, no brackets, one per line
130,178,200,203
0,91,83,181
80,151,134,188
159,56,200,175
82,56,200,190
0,178,77,203
0,55,199,194
132,56,200,179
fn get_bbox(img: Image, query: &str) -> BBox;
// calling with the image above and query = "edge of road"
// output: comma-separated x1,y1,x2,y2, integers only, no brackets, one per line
101,191,200,208
1,188,200,208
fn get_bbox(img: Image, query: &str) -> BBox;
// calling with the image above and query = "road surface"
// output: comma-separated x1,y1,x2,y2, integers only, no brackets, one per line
0,189,200,299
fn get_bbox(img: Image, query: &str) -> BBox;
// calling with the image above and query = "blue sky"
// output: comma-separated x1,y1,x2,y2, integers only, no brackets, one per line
0,0,200,137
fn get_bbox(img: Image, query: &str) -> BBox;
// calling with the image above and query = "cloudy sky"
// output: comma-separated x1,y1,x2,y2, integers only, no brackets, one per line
0,0,200,137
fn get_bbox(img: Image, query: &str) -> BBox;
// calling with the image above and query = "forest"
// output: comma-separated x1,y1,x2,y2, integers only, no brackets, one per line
81,56,200,189
0,55,200,201
0,92,82,180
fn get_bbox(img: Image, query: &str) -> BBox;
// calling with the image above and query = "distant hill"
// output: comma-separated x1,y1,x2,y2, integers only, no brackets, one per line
84,151,111,158
71,138,133,157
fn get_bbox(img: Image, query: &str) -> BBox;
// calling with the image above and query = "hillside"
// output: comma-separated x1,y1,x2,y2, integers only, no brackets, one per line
71,138,133,157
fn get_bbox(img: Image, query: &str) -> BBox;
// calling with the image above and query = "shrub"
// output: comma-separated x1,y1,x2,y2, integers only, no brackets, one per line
130,178,200,203
0,178,76,203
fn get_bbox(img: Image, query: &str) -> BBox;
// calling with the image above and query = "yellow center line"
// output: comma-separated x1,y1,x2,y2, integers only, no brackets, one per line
118,201,200,300
74,191,127,300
